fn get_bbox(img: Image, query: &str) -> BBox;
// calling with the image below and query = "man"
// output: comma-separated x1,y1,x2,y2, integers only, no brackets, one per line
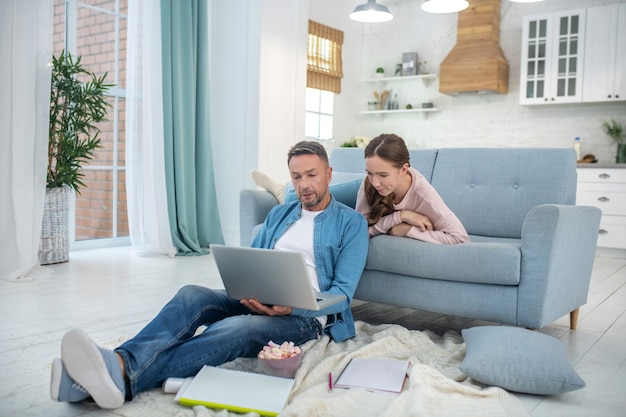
51,141,369,409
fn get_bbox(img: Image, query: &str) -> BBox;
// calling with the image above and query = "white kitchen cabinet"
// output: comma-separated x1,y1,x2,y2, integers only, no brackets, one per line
520,10,586,105
582,3,626,103
577,168,626,250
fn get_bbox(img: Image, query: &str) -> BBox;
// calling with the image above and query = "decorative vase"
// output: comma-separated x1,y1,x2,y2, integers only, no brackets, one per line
616,143,626,164
39,185,70,265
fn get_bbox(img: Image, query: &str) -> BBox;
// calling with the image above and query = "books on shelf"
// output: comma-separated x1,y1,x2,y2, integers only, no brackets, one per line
178,365,294,417
334,358,410,394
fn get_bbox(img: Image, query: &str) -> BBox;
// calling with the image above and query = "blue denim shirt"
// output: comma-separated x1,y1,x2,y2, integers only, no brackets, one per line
250,196,368,342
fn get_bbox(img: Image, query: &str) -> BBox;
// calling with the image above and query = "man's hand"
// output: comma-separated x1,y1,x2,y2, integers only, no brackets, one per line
241,298,293,316
399,210,433,232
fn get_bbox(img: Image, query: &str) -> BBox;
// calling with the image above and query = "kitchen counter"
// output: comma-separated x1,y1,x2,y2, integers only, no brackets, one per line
577,163,626,169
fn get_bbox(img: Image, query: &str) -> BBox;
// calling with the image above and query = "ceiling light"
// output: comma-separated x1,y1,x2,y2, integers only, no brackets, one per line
421,0,469,14
349,0,393,23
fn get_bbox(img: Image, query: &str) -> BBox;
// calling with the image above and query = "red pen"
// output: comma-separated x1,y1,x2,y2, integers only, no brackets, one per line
328,372,333,392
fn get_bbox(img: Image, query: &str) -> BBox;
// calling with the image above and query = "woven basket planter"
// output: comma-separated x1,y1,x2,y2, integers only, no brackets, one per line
39,186,70,265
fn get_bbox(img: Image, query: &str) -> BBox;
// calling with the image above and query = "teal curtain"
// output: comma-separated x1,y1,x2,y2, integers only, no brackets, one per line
161,0,224,255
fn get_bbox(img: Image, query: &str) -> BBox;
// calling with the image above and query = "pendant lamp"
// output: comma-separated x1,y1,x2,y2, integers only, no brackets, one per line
350,0,393,23
421,0,469,14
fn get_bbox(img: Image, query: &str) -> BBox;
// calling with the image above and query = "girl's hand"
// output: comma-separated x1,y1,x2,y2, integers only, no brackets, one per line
399,210,433,232
390,222,412,236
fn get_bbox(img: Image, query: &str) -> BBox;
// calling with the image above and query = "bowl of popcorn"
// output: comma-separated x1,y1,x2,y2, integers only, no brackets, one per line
258,341,303,378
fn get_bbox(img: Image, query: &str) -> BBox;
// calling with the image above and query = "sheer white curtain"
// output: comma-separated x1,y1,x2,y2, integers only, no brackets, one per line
0,0,54,281
126,0,176,257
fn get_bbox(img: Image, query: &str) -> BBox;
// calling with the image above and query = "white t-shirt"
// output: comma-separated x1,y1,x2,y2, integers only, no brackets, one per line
274,208,327,327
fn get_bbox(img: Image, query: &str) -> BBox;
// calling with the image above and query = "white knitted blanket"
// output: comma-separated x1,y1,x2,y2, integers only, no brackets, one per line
109,321,530,417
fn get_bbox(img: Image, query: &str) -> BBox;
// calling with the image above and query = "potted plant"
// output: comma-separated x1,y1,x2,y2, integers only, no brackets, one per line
40,50,113,264
375,67,385,78
601,119,626,163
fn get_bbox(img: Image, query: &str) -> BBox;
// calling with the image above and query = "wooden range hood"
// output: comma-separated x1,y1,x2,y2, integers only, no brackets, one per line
439,0,509,95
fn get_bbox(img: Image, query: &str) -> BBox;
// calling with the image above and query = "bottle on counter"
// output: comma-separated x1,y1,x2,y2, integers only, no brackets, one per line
574,137,582,161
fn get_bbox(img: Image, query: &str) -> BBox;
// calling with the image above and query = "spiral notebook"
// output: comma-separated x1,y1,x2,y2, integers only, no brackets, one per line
334,358,410,394
178,365,294,416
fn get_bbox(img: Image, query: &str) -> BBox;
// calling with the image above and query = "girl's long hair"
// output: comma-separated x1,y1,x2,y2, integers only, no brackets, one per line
363,134,411,226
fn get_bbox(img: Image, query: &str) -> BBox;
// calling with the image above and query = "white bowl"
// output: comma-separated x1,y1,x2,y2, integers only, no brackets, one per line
259,353,303,378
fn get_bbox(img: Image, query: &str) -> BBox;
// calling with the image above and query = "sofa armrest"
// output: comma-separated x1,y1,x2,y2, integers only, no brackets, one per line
517,204,602,329
239,189,279,247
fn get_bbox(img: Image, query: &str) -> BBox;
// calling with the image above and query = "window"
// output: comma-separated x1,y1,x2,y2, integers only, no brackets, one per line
53,0,129,248
305,20,343,142
305,88,334,141
53,0,129,247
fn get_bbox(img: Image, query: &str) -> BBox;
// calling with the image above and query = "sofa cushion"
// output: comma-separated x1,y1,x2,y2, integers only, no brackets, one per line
460,326,585,395
329,147,439,183
331,172,364,185
366,235,521,285
329,178,363,208
431,148,577,239
328,148,366,173
408,149,438,183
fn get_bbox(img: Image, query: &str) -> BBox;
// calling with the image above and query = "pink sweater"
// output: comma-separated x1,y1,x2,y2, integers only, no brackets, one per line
356,167,470,244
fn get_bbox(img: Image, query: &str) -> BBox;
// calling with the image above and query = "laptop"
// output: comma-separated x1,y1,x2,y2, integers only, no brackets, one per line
209,244,346,311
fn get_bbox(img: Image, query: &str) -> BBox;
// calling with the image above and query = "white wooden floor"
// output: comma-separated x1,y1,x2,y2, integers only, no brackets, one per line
1,247,624,417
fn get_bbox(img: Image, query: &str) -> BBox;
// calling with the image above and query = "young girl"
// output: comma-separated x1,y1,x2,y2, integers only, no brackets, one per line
356,134,469,245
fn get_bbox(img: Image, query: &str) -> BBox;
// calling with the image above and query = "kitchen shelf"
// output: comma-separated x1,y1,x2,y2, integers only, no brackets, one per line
363,74,438,86
361,74,439,119
359,108,439,119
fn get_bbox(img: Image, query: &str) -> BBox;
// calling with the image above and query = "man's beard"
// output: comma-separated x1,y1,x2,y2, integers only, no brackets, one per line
300,189,327,209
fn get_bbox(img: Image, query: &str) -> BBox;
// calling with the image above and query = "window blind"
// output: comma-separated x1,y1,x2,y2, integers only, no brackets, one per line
307,20,343,94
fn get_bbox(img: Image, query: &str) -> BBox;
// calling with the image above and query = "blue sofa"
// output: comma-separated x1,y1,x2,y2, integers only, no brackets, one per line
240,148,602,330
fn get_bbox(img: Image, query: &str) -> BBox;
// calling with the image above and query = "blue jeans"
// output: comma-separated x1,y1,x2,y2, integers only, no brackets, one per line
115,285,322,398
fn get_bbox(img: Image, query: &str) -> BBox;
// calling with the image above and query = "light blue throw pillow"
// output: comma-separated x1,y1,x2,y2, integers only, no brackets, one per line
460,326,585,395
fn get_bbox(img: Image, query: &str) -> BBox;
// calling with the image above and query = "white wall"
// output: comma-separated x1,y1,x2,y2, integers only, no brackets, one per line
257,0,308,184
345,0,626,162
209,0,261,245
210,0,309,245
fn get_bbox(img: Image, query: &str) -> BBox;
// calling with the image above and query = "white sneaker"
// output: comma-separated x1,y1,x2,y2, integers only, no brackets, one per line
50,357,90,402
61,329,125,409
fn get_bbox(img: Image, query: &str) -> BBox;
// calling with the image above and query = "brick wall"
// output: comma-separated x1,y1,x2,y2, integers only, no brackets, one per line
53,0,129,241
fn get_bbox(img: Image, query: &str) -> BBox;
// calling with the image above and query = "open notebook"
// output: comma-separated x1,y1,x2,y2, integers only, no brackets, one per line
178,365,294,416
334,358,410,394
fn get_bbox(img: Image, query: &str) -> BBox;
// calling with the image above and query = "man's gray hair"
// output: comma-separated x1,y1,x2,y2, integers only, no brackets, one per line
287,141,329,165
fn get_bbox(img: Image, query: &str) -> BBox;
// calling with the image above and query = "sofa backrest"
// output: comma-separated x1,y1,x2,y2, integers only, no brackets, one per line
431,148,577,238
327,146,577,239
329,148,439,183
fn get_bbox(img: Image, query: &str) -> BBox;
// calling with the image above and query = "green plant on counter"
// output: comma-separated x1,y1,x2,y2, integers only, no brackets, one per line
601,119,626,163
376,67,384,74
602,119,625,143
